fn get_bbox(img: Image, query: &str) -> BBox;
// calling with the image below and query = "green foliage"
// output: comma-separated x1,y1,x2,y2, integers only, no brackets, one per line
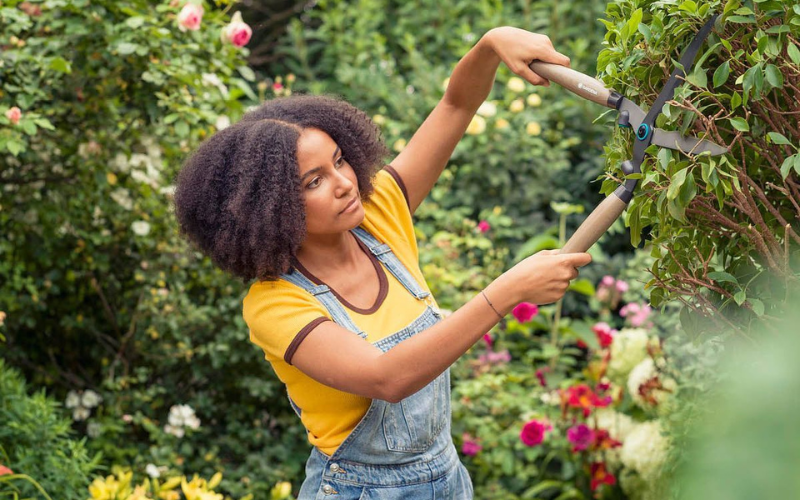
272,0,614,243
0,0,304,496
0,359,101,500
599,0,800,337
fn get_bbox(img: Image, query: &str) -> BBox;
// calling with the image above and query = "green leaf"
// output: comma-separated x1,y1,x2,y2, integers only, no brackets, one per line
522,480,564,499
708,271,738,284
734,290,746,305
116,42,139,55
713,61,730,88
748,298,765,316
48,57,72,74
514,234,559,262
567,323,600,351
780,155,796,179
767,132,791,146
125,16,146,29
794,155,800,177
787,44,800,65
568,279,595,296
174,121,190,137
730,91,742,110
686,65,708,88
550,202,584,215
765,64,783,88
729,117,750,132
33,119,55,130
237,66,256,82
667,168,688,200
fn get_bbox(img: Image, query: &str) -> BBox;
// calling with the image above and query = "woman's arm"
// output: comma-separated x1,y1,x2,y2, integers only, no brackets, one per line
389,27,571,215
291,250,591,403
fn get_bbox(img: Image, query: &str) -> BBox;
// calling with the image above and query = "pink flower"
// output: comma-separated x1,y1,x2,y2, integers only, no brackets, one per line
620,302,652,327
566,424,595,452
122,414,133,423
512,302,538,323
482,333,493,349
520,419,552,447
5,107,21,125
615,280,629,293
600,275,615,287
220,11,252,47
486,350,511,363
461,434,482,456
535,368,548,387
177,3,203,32
0,465,12,476
477,220,491,233
591,322,615,348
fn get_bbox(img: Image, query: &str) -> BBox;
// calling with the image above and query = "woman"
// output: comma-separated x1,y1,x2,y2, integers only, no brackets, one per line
174,26,592,500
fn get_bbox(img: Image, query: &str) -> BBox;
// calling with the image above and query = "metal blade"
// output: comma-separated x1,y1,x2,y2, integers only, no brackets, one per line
651,129,728,156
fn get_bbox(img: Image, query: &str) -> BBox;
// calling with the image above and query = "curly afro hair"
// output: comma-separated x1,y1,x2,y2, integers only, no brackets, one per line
173,94,390,283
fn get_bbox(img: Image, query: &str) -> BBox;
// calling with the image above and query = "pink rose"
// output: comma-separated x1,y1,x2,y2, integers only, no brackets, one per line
520,419,552,447
220,11,252,47
512,302,538,323
177,3,203,32
477,220,491,233
600,275,615,287
615,280,629,293
5,107,21,125
461,434,482,456
482,333,493,349
566,424,595,452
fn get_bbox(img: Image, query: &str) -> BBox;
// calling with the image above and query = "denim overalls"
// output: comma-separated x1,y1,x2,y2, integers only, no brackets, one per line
280,226,474,500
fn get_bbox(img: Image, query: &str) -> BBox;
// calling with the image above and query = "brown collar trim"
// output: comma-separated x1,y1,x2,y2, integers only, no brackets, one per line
291,232,389,315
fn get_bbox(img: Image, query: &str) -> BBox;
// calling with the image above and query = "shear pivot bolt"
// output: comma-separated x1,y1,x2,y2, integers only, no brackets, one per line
636,124,651,141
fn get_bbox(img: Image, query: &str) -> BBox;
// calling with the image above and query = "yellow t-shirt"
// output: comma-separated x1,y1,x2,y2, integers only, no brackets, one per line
242,166,436,455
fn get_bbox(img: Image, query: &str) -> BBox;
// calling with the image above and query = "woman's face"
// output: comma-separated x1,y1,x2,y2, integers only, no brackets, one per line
296,128,364,237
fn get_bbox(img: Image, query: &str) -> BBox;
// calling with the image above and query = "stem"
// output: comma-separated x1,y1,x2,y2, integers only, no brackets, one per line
549,213,567,369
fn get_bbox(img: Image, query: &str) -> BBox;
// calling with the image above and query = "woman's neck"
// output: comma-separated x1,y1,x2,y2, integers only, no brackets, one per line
295,230,362,277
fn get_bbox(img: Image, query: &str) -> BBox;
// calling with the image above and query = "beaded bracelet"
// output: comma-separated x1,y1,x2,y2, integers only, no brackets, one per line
481,290,504,320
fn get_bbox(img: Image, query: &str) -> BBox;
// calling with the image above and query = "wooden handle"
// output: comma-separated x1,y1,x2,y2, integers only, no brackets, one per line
529,61,616,109
560,193,629,254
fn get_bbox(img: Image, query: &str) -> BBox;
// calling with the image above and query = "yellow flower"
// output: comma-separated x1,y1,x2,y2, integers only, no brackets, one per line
526,93,542,107
509,99,524,113
476,101,497,117
507,77,526,93
442,77,450,91
465,115,486,135
271,481,292,499
207,472,222,490
526,121,542,136
106,172,118,185
372,114,386,125
89,476,120,500
392,138,407,152
495,118,510,130
125,485,151,500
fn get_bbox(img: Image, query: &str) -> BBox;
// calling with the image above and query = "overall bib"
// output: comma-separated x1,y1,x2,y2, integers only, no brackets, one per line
280,226,473,500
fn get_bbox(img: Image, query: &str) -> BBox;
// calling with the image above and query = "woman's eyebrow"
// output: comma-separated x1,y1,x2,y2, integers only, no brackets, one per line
300,146,341,181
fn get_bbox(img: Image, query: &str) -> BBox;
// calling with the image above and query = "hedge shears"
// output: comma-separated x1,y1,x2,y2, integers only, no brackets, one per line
528,14,727,253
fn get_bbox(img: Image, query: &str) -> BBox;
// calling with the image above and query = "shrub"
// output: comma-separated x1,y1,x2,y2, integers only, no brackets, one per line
599,0,800,336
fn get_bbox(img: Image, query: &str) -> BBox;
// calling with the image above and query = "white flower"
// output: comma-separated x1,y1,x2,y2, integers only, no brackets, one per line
509,98,524,113
131,221,151,236
164,424,185,438
145,463,161,478
215,115,230,130
81,390,102,408
202,73,229,98
159,185,176,197
526,93,542,107
110,188,133,210
87,421,102,438
476,101,497,117
185,415,201,429
608,328,652,380
112,153,131,173
65,390,81,409
628,358,678,412
620,420,670,482
168,404,198,428
73,406,91,421
507,77,526,93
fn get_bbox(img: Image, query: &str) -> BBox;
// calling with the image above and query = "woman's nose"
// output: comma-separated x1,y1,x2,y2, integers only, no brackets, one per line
333,169,355,195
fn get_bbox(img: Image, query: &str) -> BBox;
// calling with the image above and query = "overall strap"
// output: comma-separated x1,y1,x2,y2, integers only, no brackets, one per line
351,226,430,301
280,268,367,339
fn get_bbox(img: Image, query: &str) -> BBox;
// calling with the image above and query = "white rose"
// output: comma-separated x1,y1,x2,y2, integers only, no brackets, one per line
81,390,102,408
145,463,161,478
65,390,81,409
131,221,151,236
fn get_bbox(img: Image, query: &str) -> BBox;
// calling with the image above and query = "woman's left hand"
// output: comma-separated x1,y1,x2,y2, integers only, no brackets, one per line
484,27,571,87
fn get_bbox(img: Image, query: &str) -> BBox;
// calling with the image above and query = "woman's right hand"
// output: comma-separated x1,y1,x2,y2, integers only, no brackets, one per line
500,249,593,305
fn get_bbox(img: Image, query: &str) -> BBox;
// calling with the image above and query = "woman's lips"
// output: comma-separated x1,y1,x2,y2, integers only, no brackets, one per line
340,197,359,214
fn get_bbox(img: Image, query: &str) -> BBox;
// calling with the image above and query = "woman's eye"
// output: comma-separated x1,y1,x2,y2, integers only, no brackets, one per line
335,156,346,167
307,178,320,189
